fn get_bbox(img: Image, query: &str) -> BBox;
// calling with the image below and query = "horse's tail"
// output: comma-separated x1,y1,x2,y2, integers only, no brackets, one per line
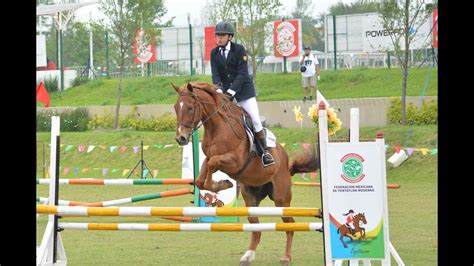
289,145,320,176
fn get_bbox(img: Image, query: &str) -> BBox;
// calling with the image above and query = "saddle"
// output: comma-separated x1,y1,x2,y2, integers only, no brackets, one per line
239,107,276,155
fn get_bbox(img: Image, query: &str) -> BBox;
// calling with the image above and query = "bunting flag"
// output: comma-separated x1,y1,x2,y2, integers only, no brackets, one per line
87,146,96,153
79,145,85,153
419,148,429,155
431,148,438,155
302,143,310,151
406,148,414,156
384,144,389,151
394,146,401,153
63,167,70,175
111,169,119,173
73,167,78,174
316,90,330,107
99,145,106,150
310,172,317,179
152,169,159,178
122,169,130,176
143,169,149,177
300,172,306,178
65,145,74,152
281,143,286,147
120,146,127,154
143,146,150,150
36,82,50,107
164,144,174,149
110,146,118,152
133,146,139,154
153,144,163,149
133,169,139,176
292,143,298,147
81,168,89,173
102,168,108,176
60,144,64,148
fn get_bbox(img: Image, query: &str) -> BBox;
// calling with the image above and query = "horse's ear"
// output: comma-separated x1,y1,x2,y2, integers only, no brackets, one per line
171,83,184,93
187,83,194,92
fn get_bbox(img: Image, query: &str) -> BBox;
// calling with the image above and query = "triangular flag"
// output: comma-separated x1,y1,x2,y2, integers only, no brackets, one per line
310,172,318,179
122,169,130,176
152,169,159,178
143,146,150,150
394,146,401,153
420,148,429,155
406,148,414,156
153,144,164,149
99,145,107,150
281,143,286,147
65,145,74,152
384,144,389,151
120,146,127,154
143,169,149,177
134,169,139,175
316,90,330,107
111,169,119,173
302,143,310,151
110,146,118,152
63,167,70,175
79,145,85,152
36,82,50,107
133,146,139,154
292,143,298,147
87,146,96,153
431,148,438,155
73,167,78,174
92,168,100,170
164,144,174,149
102,168,108,176
300,172,306,178
81,168,89,173
60,144,64,148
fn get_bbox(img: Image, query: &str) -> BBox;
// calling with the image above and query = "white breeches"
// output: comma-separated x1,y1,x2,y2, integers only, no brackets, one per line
237,97,263,132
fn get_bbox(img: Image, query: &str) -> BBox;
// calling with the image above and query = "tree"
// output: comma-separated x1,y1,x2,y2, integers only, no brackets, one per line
290,0,323,51
101,0,166,129
329,0,380,16
378,0,432,124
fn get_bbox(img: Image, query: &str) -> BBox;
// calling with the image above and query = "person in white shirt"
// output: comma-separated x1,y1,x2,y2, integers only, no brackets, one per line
299,46,320,102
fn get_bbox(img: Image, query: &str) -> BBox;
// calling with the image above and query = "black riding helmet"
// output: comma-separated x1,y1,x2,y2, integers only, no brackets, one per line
215,21,235,36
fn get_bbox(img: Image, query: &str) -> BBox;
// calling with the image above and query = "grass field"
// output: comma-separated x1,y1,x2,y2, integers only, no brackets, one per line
36,125,437,265
45,67,438,106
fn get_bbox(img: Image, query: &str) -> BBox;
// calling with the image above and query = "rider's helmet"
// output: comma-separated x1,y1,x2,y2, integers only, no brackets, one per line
215,21,235,36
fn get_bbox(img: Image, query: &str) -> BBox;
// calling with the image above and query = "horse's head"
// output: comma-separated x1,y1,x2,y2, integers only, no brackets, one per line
357,213,367,224
172,83,203,146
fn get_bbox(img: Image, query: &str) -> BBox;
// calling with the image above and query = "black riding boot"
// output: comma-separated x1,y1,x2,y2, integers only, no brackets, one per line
256,130,275,167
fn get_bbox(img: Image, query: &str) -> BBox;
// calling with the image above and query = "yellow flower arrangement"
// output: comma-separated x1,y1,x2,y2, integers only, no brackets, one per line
307,104,342,136
292,106,304,123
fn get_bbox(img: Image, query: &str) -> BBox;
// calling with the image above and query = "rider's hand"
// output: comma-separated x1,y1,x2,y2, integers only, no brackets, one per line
215,84,223,93
224,92,234,100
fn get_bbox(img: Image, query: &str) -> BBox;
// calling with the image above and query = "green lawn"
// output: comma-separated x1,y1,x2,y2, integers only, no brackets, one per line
46,67,438,107
36,125,437,265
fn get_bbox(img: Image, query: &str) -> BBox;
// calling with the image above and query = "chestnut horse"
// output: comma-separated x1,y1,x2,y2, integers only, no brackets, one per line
172,82,318,265
336,213,367,248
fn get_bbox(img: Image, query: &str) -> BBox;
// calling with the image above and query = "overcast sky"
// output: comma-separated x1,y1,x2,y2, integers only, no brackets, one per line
74,0,358,26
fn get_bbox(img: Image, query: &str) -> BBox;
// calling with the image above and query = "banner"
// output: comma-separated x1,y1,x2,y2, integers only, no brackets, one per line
432,8,438,48
204,26,217,62
134,29,156,64
273,20,300,58
36,35,47,67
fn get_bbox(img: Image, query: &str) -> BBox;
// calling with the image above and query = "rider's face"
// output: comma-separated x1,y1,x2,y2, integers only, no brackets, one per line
215,34,232,47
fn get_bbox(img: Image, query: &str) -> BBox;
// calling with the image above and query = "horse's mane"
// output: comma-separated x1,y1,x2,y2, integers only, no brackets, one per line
189,82,220,98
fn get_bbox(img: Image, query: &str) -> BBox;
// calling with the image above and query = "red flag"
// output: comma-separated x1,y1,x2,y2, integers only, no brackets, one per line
36,82,50,107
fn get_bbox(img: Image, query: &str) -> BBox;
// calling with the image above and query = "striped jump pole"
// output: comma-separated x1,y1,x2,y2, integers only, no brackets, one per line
293,182,401,189
59,222,323,232
37,205,321,217
37,178,194,186
36,187,193,207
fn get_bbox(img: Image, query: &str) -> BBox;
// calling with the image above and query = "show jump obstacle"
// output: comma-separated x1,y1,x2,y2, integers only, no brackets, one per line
37,107,404,265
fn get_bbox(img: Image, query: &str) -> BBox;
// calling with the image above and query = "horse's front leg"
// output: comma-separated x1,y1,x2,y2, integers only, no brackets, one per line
194,158,209,190
203,154,235,193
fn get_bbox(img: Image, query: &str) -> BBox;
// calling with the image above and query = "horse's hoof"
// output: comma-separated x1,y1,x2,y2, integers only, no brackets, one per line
280,259,291,265
217,180,233,190
240,261,252,266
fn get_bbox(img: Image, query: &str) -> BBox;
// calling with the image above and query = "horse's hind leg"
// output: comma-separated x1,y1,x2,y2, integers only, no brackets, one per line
240,184,267,266
272,176,294,264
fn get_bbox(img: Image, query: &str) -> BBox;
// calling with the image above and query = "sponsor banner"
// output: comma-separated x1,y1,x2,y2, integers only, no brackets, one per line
274,20,300,57
134,29,156,64
204,26,217,62
324,142,387,259
433,8,438,48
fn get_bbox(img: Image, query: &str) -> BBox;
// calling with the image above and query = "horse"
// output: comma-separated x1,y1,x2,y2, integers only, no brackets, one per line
336,213,367,248
171,82,318,265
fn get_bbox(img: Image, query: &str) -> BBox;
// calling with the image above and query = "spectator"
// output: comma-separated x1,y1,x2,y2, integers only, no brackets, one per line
299,46,320,101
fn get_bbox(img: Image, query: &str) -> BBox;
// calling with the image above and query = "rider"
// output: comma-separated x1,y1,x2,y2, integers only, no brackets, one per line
343,209,356,236
210,21,274,167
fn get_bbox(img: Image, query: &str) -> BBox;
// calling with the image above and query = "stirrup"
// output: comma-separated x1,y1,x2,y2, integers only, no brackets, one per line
261,152,275,167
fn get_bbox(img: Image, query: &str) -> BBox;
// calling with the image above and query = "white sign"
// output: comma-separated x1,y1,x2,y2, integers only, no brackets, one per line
37,35,47,67
326,12,432,53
